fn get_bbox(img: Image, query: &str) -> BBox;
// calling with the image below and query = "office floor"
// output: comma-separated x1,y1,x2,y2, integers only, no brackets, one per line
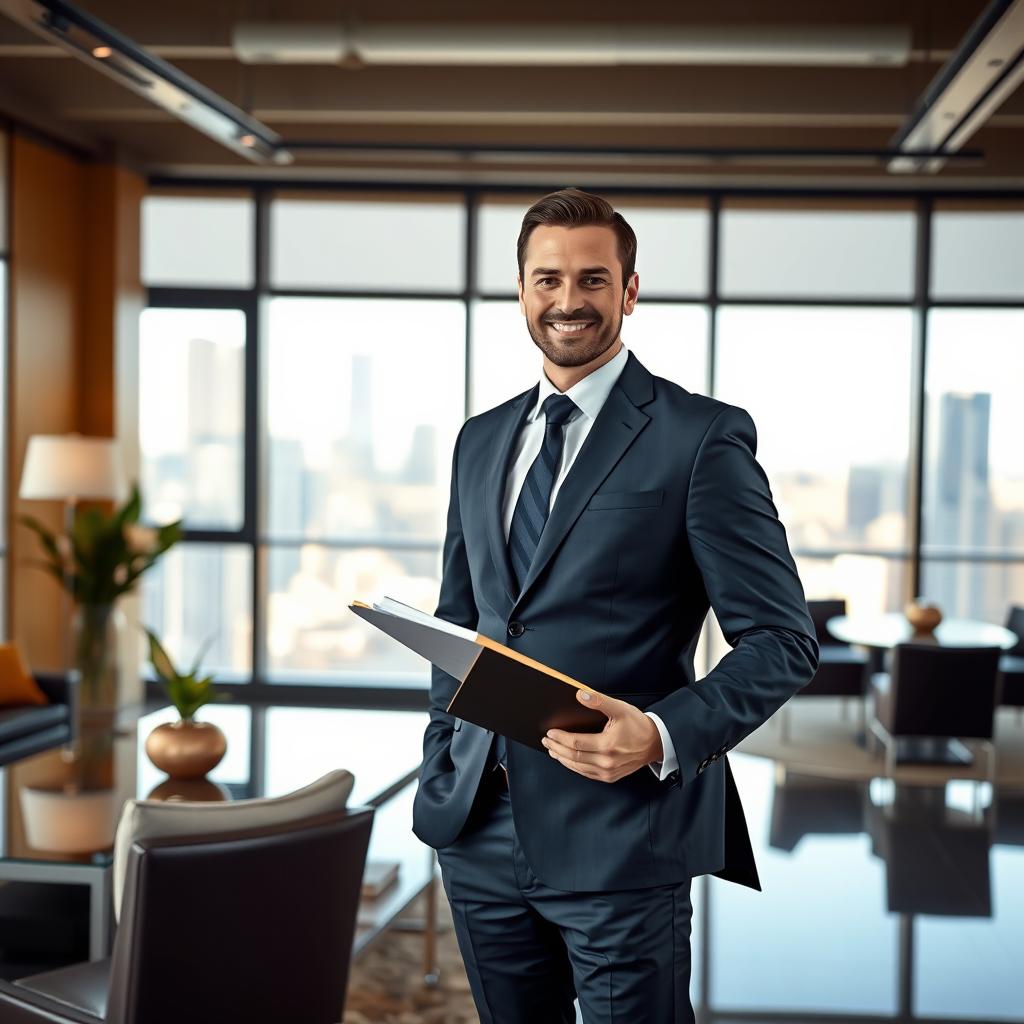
344,740,1024,1023
344,892,476,1024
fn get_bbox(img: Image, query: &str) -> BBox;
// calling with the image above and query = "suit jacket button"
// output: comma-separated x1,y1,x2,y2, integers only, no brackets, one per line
507,621,525,638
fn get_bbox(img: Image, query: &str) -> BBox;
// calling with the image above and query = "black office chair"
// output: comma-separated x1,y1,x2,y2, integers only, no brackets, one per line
869,643,1002,779
0,803,374,1023
781,599,869,742
996,604,1024,711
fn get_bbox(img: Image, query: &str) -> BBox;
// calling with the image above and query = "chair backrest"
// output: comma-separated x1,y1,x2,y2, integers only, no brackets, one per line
112,768,355,922
889,643,1002,738
807,598,847,646
1005,605,1024,657
106,804,374,1024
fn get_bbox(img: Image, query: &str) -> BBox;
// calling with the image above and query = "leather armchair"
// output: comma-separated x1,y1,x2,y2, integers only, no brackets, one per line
869,643,1001,777
781,599,869,741
0,804,374,1024
997,604,1024,709
0,673,72,768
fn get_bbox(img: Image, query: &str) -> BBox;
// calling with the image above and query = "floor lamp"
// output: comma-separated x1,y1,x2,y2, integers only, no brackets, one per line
18,433,126,677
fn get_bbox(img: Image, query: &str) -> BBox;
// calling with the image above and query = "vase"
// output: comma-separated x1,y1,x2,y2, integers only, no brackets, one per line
145,718,227,780
71,601,125,730
904,598,943,634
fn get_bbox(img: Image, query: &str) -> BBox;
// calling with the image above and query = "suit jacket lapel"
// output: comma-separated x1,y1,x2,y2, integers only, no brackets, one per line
517,382,650,602
485,383,538,607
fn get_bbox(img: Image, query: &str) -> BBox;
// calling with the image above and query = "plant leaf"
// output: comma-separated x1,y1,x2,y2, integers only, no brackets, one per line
142,626,178,682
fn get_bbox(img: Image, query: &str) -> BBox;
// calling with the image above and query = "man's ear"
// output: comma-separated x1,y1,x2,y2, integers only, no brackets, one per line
517,274,526,315
623,271,639,315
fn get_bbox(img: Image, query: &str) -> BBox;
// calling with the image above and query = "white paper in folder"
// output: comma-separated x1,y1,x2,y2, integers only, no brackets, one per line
349,596,483,682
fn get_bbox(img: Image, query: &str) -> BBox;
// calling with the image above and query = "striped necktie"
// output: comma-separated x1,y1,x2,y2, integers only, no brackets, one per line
490,391,578,773
507,392,579,592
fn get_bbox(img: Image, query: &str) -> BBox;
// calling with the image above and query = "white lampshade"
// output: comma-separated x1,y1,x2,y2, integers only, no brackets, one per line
19,434,126,502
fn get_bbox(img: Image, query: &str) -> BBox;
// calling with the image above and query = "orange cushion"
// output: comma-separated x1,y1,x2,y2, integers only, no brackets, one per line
0,644,49,706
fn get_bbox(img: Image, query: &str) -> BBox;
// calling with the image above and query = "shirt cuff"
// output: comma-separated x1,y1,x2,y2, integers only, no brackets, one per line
644,712,679,781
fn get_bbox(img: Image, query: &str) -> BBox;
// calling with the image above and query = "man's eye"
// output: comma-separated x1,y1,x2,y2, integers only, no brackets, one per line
583,277,607,286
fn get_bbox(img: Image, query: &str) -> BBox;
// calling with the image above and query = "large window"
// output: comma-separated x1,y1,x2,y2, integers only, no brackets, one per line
139,189,1024,695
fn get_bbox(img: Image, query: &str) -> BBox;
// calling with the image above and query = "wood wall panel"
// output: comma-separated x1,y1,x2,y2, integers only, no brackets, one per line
7,133,142,678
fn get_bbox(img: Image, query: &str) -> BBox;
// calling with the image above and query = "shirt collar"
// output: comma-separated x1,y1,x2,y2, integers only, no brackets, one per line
528,341,629,423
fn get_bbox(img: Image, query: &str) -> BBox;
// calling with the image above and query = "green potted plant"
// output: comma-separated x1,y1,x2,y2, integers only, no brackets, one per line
142,627,230,780
19,482,183,723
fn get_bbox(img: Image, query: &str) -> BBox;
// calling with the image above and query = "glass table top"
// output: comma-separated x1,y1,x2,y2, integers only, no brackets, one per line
827,612,1019,650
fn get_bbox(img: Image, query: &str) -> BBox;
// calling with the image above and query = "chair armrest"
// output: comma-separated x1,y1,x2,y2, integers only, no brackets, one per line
0,978,102,1024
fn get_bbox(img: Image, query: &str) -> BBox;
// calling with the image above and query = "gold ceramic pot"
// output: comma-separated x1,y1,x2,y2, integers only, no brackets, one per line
904,599,943,634
145,719,227,780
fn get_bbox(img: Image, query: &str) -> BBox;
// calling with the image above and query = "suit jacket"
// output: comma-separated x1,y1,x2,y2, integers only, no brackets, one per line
412,349,819,892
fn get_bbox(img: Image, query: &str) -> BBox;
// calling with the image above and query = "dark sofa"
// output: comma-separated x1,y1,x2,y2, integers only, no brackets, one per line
0,673,72,767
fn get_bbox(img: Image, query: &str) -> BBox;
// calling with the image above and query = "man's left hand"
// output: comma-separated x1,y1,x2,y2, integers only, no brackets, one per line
541,689,663,783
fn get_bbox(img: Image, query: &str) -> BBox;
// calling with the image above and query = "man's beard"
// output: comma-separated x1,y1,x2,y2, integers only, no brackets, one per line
525,306,623,368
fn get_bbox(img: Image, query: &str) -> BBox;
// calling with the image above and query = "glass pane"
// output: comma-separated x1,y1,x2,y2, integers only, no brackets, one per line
139,542,252,681
470,301,708,416
476,197,709,296
920,560,1024,625
923,309,1024,558
265,707,427,804
264,297,465,542
622,303,708,391
263,543,439,686
616,203,709,296
931,206,1024,300
715,306,915,553
469,301,543,415
141,195,254,288
797,554,909,619
720,204,916,298
139,307,245,531
270,194,465,292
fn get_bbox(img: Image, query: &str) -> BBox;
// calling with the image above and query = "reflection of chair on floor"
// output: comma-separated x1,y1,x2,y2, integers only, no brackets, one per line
868,643,1001,778
0,770,373,1024
865,784,992,917
780,599,869,743
997,605,1024,717
768,771,869,853
993,788,1024,847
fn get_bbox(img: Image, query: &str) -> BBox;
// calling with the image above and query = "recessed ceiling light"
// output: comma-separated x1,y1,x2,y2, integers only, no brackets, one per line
239,134,257,147
91,44,111,58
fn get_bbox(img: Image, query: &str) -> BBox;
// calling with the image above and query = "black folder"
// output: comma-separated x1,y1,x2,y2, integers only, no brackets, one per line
349,599,606,749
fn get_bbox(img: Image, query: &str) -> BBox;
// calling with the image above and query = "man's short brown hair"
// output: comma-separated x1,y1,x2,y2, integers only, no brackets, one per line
517,188,637,289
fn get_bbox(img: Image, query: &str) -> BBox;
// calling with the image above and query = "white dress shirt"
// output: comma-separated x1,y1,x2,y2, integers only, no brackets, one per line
501,341,680,781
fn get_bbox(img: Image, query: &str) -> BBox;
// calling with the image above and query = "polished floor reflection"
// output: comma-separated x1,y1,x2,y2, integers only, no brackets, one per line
704,753,1023,1022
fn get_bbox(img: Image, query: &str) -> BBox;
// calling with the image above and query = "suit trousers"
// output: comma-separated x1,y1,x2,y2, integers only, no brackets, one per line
436,768,696,1023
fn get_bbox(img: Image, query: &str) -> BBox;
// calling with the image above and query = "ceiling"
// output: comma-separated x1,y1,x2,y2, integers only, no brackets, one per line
1,0,1023,189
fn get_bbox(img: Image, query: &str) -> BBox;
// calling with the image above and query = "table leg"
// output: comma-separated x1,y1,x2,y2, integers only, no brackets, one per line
423,852,440,987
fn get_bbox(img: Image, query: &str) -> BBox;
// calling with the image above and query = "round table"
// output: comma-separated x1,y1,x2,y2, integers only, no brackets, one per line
825,612,1018,651
826,612,1018,768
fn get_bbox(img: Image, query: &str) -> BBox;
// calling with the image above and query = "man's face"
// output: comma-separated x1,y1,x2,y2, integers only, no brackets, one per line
517,224,639,368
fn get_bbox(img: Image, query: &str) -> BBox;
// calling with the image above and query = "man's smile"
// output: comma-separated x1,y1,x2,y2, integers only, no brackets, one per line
547,320,597,334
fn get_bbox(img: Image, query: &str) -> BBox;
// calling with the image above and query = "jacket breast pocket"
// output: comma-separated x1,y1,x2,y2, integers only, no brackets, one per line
586,488,664,511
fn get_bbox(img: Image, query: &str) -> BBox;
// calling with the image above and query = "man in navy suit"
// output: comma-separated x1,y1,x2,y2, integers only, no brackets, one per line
412,188,819,1022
